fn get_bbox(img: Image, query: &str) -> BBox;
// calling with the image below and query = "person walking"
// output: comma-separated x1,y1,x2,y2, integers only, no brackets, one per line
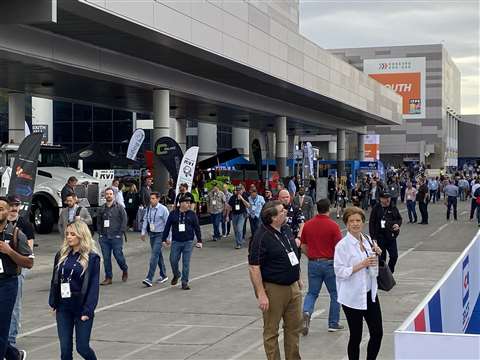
405,182,418,223
444,180,459,221
458,177,469,201
360,179,370,210
162,195,202,290
248,200,302,360
49,220,100,360
470,179,480,221
328,176,336,205
6,196,35,354
369,180,380,209
335,207,383,360
293,186,315,221
0,197,34,360
228,185,250,249
288,176,297,198
58,193,93,237
247,187,265,238
473,185,480,227
264,188,274,203
139,177,153,208
61,177,78,206
111,179,125,208
278,189,305,247
207,185,226,241
417,178,430,225
428,177,438,204
350,184,362,208
335,185,347,219
123,183,140,231
301,198,343,335
97,188,128,285
388,178,400,207
369,192,402,273
141,192,170,287
222,184,233,237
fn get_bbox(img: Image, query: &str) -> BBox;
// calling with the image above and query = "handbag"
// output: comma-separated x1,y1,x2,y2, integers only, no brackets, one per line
364,234,396,291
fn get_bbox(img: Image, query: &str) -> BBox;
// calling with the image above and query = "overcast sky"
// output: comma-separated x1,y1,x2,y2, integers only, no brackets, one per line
299,0,480,115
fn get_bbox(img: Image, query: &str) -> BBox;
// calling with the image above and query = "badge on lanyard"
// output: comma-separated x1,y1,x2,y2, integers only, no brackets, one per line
0,258,4,274
251,205,256,211
129,198,133,204
61,282,71,299
212,200,217,206
287,251,299,266
381,219,386,229
150,223,156,232
104,219,110,228
235,204,240,211
179,223,186,232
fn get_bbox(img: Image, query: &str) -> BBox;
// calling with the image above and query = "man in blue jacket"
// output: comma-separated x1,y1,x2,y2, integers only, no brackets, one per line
162,195,202,290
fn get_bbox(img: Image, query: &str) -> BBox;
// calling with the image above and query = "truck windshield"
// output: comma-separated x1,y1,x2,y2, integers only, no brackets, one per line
38,148,70,167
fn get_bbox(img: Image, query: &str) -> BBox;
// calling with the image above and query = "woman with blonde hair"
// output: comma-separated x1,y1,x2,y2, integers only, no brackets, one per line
49,220,100,360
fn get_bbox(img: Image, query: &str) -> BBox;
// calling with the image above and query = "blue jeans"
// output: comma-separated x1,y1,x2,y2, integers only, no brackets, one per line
146,232,166,281
56,309,97,360
169,241,194,286
0,276,19,360
221,214,231,236
447,196,458,220
249,216,260,238
406,200,417,222
303,260,340,328
211,213,222,240
429,190,437,203
232,213,246,247
99,235,128,279
8,270,26,345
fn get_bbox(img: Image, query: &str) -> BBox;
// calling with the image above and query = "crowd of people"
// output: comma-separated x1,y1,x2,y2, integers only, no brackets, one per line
2,163,480,360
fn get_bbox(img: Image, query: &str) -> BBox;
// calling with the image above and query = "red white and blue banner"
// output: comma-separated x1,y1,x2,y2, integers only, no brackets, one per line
395,231,480,359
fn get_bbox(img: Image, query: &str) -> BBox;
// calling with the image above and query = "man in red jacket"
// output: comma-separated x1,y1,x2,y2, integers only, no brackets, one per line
301,198,343,335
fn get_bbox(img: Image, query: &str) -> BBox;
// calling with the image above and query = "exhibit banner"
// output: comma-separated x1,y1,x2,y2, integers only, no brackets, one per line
175,146,199,195
363,134,380,161
364,57,426,119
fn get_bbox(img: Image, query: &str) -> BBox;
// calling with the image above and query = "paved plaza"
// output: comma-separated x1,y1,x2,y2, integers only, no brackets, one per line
17,201,478,359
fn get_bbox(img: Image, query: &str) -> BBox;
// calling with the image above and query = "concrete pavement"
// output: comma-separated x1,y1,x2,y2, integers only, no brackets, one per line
15,200,479,359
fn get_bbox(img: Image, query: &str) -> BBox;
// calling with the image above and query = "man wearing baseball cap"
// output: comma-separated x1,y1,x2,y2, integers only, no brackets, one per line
162,194,202,290
369,191,403,273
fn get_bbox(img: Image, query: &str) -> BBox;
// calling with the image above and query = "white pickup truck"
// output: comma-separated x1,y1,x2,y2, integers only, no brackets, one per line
0,143,104,234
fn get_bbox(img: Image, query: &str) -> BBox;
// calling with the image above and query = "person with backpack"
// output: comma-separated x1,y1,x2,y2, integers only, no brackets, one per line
58,193,93,237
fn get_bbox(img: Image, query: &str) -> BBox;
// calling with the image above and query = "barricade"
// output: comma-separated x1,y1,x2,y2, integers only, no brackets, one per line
395,230,480,359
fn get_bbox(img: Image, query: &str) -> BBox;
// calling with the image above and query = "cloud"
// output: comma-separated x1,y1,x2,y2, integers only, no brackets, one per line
299,0,480,114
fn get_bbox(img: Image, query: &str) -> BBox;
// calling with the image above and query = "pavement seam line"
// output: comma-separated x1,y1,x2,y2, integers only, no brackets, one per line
18,261,248,339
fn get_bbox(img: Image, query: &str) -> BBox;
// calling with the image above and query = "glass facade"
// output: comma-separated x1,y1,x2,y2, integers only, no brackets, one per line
217,125,232,153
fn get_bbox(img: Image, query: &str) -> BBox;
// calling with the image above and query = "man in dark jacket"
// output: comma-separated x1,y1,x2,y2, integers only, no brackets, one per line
61,176,77,206
97,188,128,285
369,191,403,273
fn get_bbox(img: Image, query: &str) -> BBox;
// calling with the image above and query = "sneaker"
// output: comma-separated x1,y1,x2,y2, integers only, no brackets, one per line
222,234,227,238
157,276,169,284
302,312,311,336
171,276,179,286
328,324,345,332
19,350,27,360
182,283,191,290
142,279,153,287
234,245,241,249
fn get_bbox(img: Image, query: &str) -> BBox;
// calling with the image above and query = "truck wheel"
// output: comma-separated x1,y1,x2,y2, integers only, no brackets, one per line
32,199,55,234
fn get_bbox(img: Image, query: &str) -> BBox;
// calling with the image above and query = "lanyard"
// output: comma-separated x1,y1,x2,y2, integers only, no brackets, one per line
271,229,294,254
61,255,79,283
179,211,186,224
149,207,158,224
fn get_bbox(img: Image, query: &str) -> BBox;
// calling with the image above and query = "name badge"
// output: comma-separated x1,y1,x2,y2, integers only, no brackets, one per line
129,198,133,204
150,223,155,232
251,205,256,211
104,219,110,228
381,220,386,229
0,258,4,274
235,204,240,211
179,223,186,232
391,187,395,191
61,283,71,299
212,200,217,206
287,251,299,266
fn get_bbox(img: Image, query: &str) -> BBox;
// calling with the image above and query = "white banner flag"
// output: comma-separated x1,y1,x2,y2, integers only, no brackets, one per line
126,129,145,160
175,146,199,195
306,142,314,177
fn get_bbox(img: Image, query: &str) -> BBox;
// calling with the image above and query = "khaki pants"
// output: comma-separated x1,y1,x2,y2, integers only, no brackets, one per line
263,282,302,360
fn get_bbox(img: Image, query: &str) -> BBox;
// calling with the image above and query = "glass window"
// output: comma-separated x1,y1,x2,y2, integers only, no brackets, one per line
53,122,73,143
53,101,72,122
73,122,93,142
113,110,132,121
113,121,133,142
74,104,92,122
93,106,112,122
137,113,151,120
93,122,112,142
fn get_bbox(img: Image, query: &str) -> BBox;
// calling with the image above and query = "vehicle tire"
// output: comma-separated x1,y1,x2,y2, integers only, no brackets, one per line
31,198,55,234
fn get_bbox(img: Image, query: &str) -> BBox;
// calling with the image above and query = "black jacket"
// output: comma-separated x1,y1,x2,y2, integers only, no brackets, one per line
369,203,403,241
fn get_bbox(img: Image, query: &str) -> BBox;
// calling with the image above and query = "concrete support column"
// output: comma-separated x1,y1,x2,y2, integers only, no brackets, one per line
232,127,250,160
153,89,171,193
176,118,187,153
198,122,217,161
357,133,365,161
275,116,287,178
8,93,25,144
337,129,346,178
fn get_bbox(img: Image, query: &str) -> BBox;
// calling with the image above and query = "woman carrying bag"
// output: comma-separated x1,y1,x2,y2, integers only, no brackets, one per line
334,207,383,360
49,220,100,360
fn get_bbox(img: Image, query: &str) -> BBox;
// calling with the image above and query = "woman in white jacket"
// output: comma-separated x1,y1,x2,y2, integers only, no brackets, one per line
334,207,383,360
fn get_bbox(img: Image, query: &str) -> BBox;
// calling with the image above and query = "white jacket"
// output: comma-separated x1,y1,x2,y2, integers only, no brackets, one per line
334,232,378,310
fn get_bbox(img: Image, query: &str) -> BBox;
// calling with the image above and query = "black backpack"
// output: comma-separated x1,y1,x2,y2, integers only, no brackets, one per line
75,207,95,236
